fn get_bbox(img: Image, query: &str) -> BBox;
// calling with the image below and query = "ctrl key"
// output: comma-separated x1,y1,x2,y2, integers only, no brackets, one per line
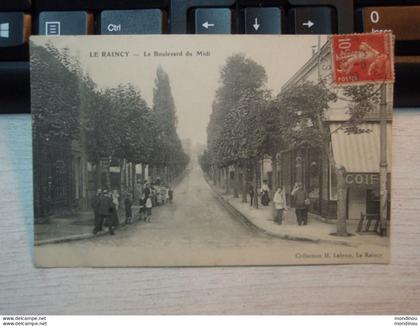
0,12,31,47
100,9,164,35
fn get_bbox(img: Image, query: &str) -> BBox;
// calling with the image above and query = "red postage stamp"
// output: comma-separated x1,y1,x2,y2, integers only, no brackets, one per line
331,33,394,86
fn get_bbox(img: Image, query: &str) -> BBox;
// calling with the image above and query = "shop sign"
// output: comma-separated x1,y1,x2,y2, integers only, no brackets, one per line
345,173,379,188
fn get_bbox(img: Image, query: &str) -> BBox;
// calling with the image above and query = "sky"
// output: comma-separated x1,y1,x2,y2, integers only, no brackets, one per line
32,35,328,146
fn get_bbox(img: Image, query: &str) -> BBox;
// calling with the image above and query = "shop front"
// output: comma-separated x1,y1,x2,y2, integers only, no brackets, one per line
330,122,392,222
277,121,391,224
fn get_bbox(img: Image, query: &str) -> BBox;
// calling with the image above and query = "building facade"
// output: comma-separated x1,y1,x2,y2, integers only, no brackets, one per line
275,38,392,223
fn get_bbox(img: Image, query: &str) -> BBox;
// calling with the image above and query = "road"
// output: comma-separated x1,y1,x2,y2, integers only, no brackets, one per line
35,158,350,267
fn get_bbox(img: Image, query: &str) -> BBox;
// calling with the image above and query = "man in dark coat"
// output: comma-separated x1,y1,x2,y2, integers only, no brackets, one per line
108,201,119,235
248,182,254,207
143,183,151,199
97,189,113,234
168,187,173,204
92,189,102,234
291,182,309,226
124,193,133,224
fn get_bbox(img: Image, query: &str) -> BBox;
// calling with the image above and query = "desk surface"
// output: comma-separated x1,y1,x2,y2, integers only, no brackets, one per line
0,111,419,315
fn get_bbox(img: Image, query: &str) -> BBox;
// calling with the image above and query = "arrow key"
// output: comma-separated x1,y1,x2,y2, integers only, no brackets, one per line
289,7,337,34
244,7,283,34
194,8,232,34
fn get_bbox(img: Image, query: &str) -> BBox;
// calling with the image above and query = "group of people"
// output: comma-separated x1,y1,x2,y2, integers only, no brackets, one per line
92,189,120,235
248,181,310,226
247,180,271,207
92,183,175,235
137,183,174,223
273,183,310,226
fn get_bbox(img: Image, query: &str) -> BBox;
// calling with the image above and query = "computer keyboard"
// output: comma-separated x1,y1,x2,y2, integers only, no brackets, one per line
0,0,419,113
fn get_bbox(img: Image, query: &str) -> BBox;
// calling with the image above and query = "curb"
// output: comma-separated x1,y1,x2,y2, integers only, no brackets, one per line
35,170,191,247
34,218,137,246
206,179,355,247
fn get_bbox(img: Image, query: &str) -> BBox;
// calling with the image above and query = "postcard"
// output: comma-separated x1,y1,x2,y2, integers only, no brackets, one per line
31,34,394,267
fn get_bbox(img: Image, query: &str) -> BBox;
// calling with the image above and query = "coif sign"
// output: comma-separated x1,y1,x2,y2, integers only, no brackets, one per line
345,173,379,188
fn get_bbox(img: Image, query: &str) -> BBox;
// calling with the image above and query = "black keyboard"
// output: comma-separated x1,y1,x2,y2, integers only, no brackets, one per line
1,0,420,113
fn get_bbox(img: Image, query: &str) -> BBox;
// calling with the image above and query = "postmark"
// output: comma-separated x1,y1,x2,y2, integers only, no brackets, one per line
331,33,394,86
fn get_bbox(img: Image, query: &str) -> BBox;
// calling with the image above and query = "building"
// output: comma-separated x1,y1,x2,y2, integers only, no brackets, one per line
275,38,392,224
33,137,89,222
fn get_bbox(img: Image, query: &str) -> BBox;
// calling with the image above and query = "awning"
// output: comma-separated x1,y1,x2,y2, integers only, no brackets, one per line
329,123,392,173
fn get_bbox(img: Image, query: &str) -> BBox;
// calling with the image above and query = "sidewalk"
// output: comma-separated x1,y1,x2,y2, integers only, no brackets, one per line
211,184,389,247
35,206,142,246
35,170,190,246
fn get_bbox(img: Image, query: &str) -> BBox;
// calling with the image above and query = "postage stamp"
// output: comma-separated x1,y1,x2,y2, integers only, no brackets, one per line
331,32,394,86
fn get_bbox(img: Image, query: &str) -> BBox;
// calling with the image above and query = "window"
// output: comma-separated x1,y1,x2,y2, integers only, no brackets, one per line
0,23,9,38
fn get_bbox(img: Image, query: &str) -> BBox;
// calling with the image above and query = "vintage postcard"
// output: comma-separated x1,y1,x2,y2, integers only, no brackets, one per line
31,34,393,267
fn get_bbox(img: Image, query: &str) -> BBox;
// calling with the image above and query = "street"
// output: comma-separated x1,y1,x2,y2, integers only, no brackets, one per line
35,158,385,267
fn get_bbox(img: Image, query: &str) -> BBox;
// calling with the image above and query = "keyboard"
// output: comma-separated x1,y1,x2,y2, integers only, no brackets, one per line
1,0,420,113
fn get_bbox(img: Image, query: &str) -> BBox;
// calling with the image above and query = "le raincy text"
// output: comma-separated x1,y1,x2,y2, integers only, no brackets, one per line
89,50,211,58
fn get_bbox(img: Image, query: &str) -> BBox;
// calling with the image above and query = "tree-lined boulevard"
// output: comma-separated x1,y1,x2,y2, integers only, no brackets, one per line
36,156,390,267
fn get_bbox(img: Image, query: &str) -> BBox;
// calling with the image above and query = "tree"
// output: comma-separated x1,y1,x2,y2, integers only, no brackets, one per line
207,54,270,203
83,83,157,191
32,43,82,142
151,66,188,183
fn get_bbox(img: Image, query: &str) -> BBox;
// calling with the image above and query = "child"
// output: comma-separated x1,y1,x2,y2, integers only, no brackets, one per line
145,196,153,223
273,187,287,225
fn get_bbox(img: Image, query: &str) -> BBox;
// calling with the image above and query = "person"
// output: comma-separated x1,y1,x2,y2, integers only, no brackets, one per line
110,189,120,229
150,185,157,207
273,187,288,224
124,193,133,224
96,189,113,235
111,189,120,210
291,182,310,226
108,199,119,235
160,186,167,205
138,193,146,221
143,183,151,199
168,187,173,204
248,182,254,207
260,180,270,206
156,186,162,206
92,189,102,234
145,195,153,223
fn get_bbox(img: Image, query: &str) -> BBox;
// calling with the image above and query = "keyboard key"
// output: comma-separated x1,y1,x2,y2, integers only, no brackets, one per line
194,8,232,34
358,6,420,41
0,0,31,10
244,7,282,34
0,62,30,113
100,9,164,34
171,0,235,33
0,12,31,47
289,7,337,34
33,0,167,11
38,11,93,35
